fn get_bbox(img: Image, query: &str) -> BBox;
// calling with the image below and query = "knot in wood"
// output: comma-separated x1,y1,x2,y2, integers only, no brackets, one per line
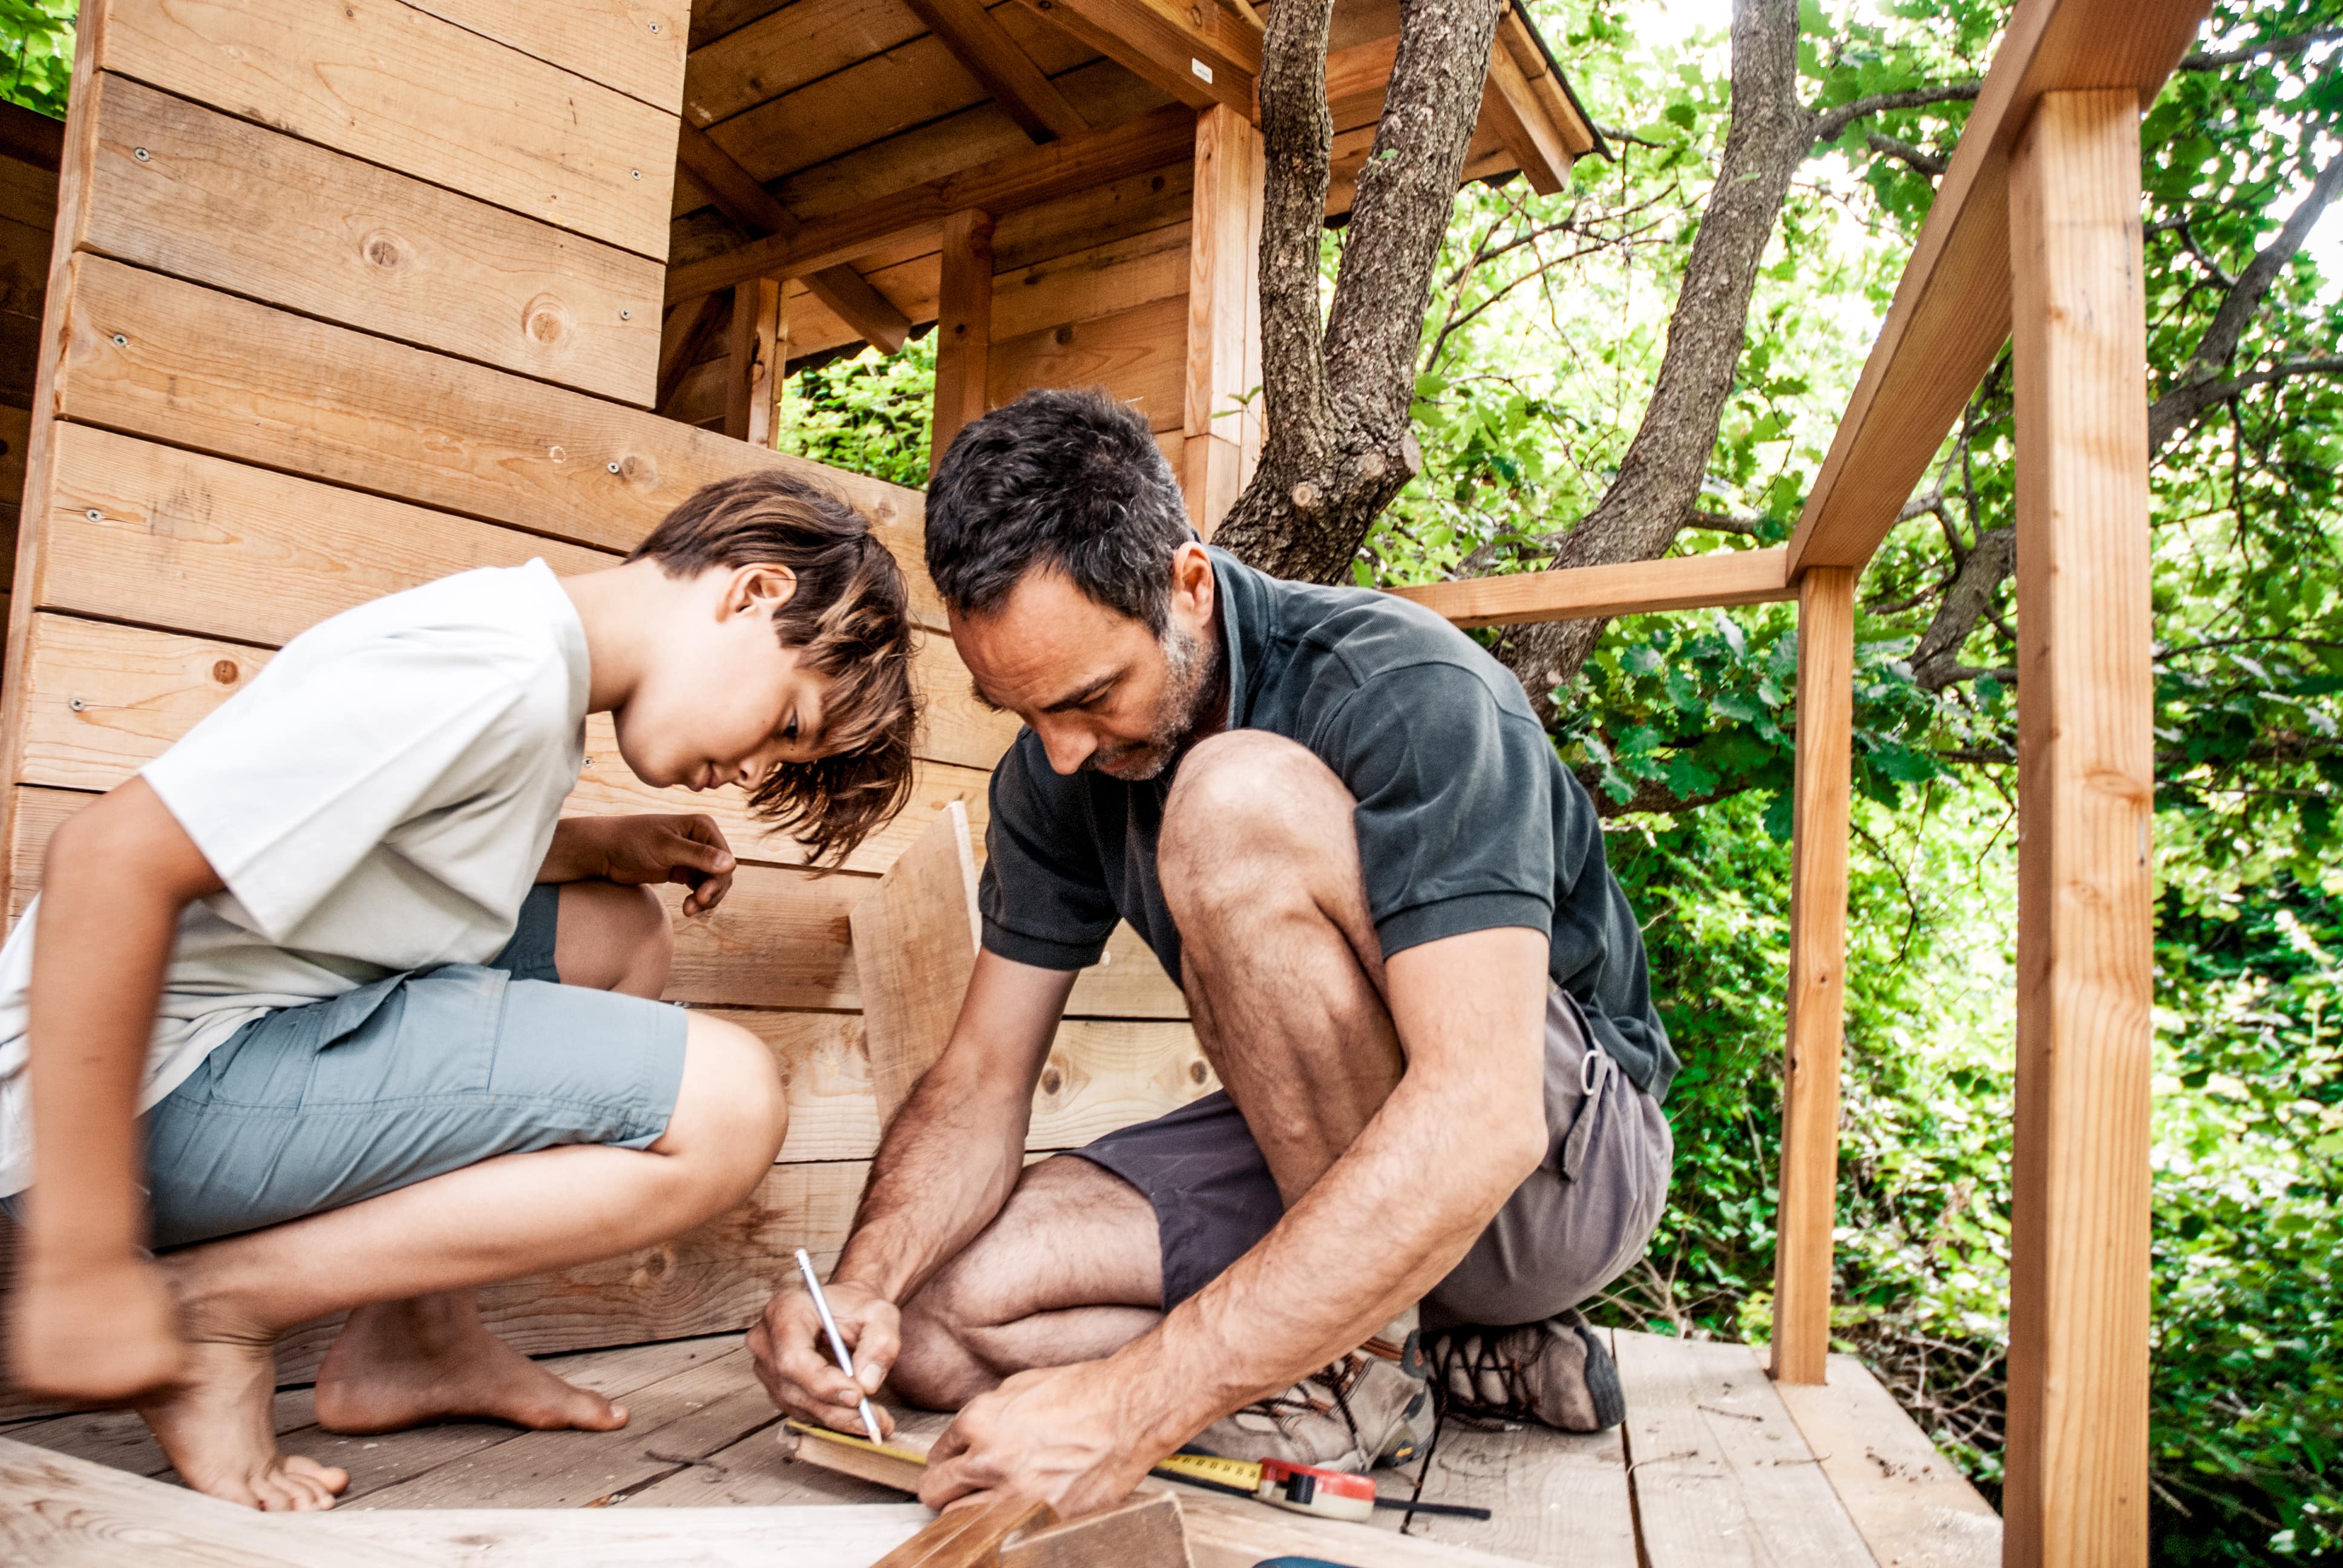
523,292,574,348
211,660,240,685
1188,1059,1208,1085
1358,451,1386,481
361,230,407,271
1290,480,1321,511
1041,1066,1063,1096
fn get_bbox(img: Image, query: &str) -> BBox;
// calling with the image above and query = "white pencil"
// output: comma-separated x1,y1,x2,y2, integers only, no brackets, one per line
795,1247,883,1444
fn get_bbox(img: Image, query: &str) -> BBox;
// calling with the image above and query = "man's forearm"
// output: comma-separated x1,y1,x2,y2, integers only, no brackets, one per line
1115,1073,1542,1451
834,1054,1031,1303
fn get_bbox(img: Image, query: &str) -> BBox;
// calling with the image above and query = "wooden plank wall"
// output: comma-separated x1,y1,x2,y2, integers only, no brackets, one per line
0,0,1205,1402
0,100,59,641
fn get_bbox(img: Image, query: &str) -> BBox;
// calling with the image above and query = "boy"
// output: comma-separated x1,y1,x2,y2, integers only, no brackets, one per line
1,470,919,1511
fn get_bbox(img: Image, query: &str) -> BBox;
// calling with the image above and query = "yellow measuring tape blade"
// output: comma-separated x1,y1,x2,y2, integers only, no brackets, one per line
783,1419,933,1468
784,1420,1265,1494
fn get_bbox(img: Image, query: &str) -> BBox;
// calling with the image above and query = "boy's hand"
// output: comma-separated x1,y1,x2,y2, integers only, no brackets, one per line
550,814,736,915
10,1246,187,1404
749,1278,900,1439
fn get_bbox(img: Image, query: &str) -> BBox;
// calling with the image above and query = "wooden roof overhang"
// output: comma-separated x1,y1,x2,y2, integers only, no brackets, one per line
662,0,1604,367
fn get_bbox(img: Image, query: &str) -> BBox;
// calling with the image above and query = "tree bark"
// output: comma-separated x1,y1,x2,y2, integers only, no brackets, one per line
1212,0,1505,583
1493,0,1807,724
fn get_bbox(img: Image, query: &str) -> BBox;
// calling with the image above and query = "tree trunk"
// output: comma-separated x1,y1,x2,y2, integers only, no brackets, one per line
1212,0,1506,583
1495,0,1807,723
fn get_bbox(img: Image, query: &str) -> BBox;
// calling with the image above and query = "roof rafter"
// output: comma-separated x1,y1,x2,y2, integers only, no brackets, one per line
903,0,1092,142
675,122,911,353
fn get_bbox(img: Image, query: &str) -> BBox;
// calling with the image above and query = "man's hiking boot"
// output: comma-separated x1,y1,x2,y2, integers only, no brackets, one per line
1421,1309,1625,1433
1188,1351,1432,1472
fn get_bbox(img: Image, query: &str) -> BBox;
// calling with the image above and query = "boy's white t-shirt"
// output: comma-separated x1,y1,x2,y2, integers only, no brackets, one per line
0,560,591,1197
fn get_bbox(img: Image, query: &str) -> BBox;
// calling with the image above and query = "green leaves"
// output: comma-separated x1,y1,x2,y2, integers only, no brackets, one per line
0,0,72,119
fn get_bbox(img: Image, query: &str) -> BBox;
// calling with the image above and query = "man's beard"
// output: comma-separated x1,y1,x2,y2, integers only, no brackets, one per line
1085,623,1224,781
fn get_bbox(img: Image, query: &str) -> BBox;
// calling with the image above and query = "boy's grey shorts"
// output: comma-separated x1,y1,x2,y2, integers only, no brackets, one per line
1069,985,1673,1332
21,884,689,1250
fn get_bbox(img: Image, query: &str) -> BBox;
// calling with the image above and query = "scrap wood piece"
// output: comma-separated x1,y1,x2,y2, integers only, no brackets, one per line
787,1422,1545,1568
876,1495,1055,1567
851,800,983,1127
0,1434,435,1568
294,1505,934,1567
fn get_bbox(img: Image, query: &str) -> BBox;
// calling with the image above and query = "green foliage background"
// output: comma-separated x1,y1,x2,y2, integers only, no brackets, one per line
8,0,2338,1560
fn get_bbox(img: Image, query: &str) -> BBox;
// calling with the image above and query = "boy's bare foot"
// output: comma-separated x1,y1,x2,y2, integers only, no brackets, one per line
312,1290,630,1436
138,1323,349,1511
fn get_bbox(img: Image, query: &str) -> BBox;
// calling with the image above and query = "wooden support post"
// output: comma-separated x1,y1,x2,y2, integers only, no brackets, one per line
931,208,995,472
724,275,784,446
1771,564,1854,1385
1182,102,1262,537
2004,88,2154,1568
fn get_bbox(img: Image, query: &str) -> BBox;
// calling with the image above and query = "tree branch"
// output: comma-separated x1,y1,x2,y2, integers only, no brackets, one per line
1812,81,1981,145
1494,0,1810,722
1865,131,1947,178
2150,356,2343,451
2177,151,2343,385
1909,526,2014,690
2178,26,2343,71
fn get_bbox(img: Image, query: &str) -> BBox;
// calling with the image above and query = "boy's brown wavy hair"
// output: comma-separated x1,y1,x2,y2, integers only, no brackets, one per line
631,469,921,867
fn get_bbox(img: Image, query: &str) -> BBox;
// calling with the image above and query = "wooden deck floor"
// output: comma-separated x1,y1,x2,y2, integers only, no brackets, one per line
2,1328,2000,1567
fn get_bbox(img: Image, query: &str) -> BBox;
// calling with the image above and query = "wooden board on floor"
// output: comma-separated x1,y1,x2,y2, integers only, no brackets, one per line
347,1347,777,1509
1612,1330,1876,1568
1375,1339,1636,1567
94,0,678,258
1772,1354,2003,1568
4,1337,725,1498
297,1505,934,1566
0,1435,437,1567
46,258,936,615
72,76,661,405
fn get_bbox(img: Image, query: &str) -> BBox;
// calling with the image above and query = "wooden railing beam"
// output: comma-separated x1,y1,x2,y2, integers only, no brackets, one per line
1385,547,1792,630
1784,0,2207,577
2003,88,2155,1568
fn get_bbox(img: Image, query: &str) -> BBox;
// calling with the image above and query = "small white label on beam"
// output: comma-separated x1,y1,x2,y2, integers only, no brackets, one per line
1191,58,1214,83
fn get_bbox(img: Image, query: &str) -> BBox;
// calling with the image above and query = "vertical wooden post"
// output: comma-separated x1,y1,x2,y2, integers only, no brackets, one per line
931,207,995,473
1772,563,1854,1385
2004,88,2154,1568
723,275,784,446
1182,102,1263,537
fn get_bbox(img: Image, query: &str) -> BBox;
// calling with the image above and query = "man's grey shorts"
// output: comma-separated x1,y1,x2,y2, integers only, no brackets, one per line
2,884,689,1250
1069,986,1673,1331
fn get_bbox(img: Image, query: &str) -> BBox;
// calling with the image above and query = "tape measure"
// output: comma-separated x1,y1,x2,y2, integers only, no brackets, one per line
783,1421,1485,1524
1154,1452,1378,1523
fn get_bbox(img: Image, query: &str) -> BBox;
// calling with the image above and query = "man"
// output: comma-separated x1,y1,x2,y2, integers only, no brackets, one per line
751,388,1675,1516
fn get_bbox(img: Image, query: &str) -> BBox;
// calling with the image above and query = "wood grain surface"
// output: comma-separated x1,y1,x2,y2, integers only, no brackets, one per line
94,0,678,258
73,79,660,403
2004,88,2155,1568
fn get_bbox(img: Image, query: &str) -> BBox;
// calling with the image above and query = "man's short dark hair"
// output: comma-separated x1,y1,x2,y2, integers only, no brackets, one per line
925,388,1191,632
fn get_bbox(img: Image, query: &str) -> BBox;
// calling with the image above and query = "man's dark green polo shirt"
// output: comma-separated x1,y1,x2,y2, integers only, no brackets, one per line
978,549,1678,1100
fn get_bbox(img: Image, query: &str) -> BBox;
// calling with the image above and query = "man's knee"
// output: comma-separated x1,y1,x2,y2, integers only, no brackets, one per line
890,1264,994,1410
1160,733,1354,915
558,878,674,998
